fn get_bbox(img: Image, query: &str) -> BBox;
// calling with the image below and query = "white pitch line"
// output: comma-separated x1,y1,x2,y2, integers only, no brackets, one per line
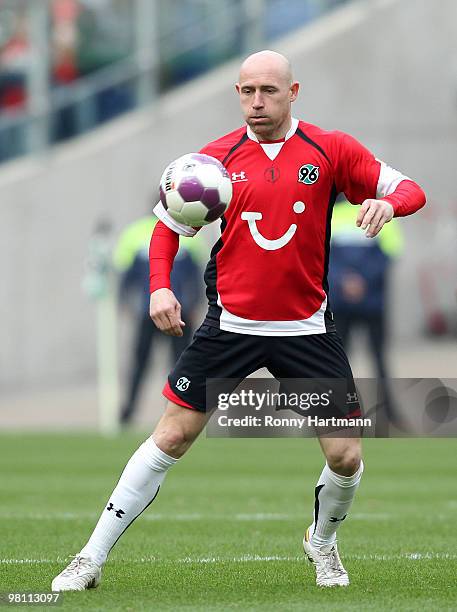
0,559,54,565
1,552,456,565
0,511,394,522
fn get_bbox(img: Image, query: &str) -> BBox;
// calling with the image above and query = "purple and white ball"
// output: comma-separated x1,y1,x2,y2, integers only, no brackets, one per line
159,153,233,227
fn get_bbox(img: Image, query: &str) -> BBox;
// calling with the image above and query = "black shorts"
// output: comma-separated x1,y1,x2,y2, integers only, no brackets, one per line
163,324,360,416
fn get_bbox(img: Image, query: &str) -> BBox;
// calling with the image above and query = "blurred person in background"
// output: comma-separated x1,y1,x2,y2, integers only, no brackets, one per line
0,4,28,111
52,0,79,84
113,214,205,426
51,0,81,140
50,0,134,139
329,197,403,425
76,0,134,122
0,3,28,160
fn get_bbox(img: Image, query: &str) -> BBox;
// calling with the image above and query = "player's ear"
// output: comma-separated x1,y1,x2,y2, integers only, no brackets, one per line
235,83,241,94
290,81,299,102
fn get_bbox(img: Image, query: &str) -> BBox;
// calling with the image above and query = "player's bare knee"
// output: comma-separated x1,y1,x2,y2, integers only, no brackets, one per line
152,401,205,458
326,448,362,476
152,414,198,457
153,427,190,458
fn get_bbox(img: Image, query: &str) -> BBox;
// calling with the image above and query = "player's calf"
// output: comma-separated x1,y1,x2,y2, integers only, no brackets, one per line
304,442,364,586
51,402,208,591
51,436,178,591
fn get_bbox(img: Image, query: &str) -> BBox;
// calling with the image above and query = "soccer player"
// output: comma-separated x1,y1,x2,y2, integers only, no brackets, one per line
52,50,425,590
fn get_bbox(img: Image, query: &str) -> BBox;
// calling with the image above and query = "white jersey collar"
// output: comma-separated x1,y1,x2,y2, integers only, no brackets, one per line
246,117,299,143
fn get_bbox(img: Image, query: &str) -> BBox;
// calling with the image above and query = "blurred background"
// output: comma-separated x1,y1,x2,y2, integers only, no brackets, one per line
0,0,456,432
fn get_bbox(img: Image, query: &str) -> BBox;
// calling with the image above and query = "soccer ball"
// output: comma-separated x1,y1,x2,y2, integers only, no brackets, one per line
159,153,232,226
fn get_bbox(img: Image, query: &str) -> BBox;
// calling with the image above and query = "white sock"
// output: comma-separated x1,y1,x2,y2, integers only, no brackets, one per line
80,437,177,566
309,461,364,550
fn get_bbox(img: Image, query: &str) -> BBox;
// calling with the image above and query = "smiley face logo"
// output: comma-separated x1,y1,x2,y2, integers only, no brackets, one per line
241,201,306,251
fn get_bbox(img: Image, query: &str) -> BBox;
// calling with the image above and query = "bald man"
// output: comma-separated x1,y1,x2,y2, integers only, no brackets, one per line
53,51,425,590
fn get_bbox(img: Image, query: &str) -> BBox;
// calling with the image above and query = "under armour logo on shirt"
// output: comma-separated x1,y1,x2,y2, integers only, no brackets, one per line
231,171,248,183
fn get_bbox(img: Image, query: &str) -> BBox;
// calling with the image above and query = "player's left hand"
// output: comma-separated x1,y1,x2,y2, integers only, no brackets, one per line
356,199,394,238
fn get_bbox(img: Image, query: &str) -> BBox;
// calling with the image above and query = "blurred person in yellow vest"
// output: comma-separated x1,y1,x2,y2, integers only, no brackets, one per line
329,197,403,424
114,215,206,425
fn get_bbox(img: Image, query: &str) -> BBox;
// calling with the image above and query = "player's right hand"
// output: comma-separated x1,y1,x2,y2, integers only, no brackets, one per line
150,288,185,337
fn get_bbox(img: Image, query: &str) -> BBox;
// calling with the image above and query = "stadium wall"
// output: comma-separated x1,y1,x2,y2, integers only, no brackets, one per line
1,0,456,388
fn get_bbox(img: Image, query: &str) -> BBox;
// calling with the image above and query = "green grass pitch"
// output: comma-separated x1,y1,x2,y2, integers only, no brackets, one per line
1,433,456,611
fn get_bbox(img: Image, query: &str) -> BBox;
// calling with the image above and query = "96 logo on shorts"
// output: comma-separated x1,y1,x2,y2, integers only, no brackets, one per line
176,377,191,392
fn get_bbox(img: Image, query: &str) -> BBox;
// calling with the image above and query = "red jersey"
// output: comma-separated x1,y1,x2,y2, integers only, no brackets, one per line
153,119,425,336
